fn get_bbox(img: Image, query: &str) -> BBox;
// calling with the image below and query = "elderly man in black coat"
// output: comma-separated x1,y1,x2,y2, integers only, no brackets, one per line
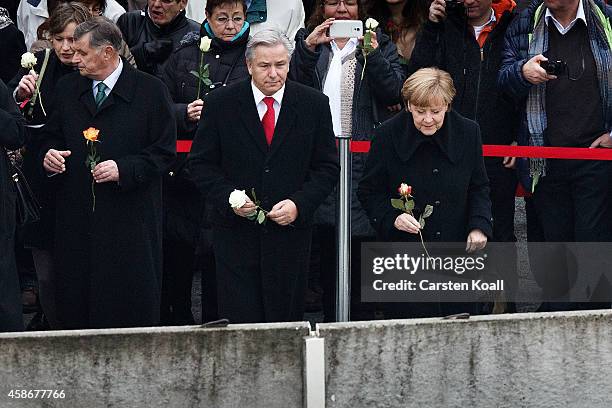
189,29,339,324
0,79,25,332
42,17,176,329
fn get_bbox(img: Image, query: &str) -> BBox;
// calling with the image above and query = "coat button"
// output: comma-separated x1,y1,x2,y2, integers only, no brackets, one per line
434,200,441,207
264,167,270,173
435,231,441,237
432,168,439,175
215,54,220,59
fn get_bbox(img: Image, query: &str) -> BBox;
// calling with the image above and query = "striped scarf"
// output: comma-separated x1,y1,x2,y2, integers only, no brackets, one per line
526,0,612,189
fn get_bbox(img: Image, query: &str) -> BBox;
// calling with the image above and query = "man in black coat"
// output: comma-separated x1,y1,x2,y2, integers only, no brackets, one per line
42,17,176,329
117,0,199,80
0,79,25,332
189,29,339,323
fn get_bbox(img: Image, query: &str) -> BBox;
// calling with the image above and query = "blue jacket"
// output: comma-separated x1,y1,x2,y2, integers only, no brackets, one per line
498,0,612,189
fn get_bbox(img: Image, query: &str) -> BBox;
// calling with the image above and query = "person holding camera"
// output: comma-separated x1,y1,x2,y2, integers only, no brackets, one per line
289,0,405,321
117,0,199,80
407,0,519,312
499,0,612,311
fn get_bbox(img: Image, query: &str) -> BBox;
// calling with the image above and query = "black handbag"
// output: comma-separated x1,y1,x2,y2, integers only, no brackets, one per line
9,162,41,226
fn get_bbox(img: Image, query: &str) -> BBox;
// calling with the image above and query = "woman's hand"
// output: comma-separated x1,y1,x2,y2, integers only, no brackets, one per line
394,213,421,234
359,30,379,50
304,18,334,52
466,229,487,253
16,70,38,102
186,99,204,122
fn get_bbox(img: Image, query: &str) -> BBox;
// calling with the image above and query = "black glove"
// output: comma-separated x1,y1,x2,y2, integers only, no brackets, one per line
143,39,174,63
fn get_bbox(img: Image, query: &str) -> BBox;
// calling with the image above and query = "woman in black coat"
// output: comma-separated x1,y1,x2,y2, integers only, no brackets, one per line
0,7,26,84
358,68,493,318
8,3,92,328
160,0,250,324
289,0,405,321
0,79,25,332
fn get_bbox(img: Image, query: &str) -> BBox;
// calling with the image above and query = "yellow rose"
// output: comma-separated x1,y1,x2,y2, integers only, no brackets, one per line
83,127,100,142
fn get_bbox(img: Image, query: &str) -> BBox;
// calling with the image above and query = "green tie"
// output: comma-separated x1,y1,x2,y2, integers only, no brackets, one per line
95,82,107,108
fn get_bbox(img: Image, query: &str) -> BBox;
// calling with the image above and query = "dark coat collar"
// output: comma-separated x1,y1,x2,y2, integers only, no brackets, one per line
236,78,299,159
77,58,137,116
391,109,464,164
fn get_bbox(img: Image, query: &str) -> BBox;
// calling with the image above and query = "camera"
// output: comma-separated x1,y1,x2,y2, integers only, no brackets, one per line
540,60,567,76
445,0,465,15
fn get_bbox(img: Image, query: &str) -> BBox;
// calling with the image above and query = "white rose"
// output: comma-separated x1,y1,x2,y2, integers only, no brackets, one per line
365,18,379,31
199,36,212,52
229,189,248,208
21,52,37,69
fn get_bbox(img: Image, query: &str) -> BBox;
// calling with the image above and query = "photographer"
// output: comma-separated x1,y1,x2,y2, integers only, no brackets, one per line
408,0,520,311
499,0,612,311
117,0,199,80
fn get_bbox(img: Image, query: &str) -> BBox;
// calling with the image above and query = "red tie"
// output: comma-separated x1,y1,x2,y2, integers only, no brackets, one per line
262,96,275,146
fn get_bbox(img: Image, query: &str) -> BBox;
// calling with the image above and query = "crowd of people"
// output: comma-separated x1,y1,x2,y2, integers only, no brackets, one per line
0,0,611,331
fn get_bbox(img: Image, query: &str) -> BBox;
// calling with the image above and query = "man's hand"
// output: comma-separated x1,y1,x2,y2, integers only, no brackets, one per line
186,99,204,122
93,160,119,183
43,149,71,174
522,54,557,85
429,0,447,23
466,229,487,253
16,70,38,102
268,199,298,226
589,132,612,149
233,198,257,218
502,141,518,168
394,213,421,234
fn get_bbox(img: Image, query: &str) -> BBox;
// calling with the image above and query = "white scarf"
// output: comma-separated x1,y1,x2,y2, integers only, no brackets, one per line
323,38,358,136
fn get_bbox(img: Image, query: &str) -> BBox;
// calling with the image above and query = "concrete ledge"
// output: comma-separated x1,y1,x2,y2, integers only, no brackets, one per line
318,311,612,408
0,322,310,408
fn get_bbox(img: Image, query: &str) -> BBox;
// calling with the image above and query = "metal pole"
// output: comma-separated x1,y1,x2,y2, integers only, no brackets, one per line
335,134,351,322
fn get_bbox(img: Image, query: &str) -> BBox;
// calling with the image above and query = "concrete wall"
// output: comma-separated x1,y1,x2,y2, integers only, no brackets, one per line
0,323,310,408
2,312,612,408
319,311,612,408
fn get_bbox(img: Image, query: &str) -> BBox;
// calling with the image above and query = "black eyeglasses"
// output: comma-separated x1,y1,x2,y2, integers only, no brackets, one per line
323,0,358,7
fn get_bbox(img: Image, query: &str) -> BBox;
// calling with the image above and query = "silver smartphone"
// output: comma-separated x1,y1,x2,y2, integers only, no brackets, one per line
328,20,363,38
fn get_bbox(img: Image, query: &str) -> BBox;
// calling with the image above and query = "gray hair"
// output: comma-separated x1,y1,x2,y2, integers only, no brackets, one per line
245,28,294,61
73,16,122,51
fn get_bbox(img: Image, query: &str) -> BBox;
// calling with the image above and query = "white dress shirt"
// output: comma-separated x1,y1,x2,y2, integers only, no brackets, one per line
92,59,124,99
251,81,285,125
545,0,587,35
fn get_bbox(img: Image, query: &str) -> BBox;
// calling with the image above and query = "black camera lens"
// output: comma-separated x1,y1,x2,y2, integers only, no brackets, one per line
540,60,567,76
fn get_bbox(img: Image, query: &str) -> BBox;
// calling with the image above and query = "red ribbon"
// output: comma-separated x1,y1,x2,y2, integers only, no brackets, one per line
177,140,612,160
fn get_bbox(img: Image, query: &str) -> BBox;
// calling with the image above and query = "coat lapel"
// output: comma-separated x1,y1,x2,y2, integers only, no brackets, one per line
267,81,298,161
237,80,268,155
77,75,97,117
97,60,136,114
77,59,136,117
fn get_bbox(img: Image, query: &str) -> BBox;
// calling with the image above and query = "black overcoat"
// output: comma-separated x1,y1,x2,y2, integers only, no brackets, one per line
358,109,493,242
41,63,176,329
188,79,339,323
0,79,25,331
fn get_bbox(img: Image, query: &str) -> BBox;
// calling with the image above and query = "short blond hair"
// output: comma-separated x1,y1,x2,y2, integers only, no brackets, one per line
401,67,456,107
